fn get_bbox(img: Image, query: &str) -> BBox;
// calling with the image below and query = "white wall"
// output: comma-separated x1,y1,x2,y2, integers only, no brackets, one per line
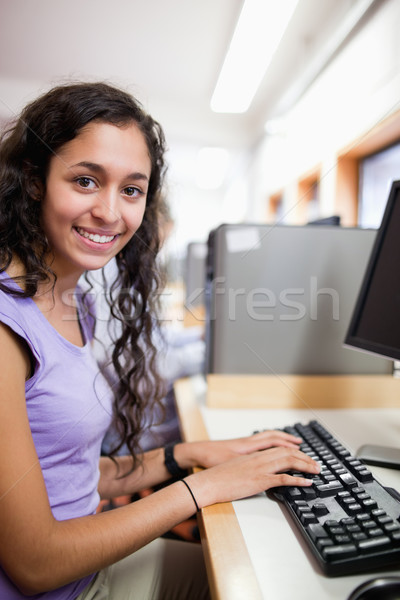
166,141,252,264
246,0,400,224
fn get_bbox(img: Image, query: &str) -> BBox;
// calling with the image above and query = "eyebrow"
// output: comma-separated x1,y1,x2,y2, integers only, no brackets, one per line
72,161,149,182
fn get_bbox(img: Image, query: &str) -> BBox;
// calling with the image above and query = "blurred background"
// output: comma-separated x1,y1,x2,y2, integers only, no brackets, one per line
1,0,399,282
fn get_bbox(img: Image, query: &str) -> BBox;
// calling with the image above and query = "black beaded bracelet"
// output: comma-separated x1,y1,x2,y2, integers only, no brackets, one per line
164,442,187,479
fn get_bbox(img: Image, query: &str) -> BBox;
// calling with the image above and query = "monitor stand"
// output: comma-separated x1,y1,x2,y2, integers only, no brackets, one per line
357,444,400,470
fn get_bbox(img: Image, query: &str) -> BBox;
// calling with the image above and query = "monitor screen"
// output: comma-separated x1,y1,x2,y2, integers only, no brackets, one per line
345,179,400,361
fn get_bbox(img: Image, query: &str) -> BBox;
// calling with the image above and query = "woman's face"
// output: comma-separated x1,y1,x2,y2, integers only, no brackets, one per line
41,120,152,277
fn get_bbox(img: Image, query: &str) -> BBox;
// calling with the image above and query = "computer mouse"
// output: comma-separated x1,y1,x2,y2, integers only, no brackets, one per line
347,577,400,600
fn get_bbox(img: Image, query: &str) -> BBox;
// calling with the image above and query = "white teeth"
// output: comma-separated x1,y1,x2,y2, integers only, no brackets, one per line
76,227,116,244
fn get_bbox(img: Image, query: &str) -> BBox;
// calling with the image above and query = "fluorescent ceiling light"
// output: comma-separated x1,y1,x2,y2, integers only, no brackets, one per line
195,147,230,190
211,0,299,114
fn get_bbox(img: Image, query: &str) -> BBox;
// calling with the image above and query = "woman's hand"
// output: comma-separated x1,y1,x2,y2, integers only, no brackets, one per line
185,445,320,509
176,429,305,470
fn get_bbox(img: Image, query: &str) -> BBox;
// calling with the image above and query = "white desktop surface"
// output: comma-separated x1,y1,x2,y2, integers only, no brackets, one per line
201,405,400,600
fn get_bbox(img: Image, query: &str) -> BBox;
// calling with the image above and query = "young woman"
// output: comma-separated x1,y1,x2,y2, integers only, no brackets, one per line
0,82,320,599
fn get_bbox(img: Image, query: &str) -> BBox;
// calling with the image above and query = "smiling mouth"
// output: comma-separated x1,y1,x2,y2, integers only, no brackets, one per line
75,227,118,244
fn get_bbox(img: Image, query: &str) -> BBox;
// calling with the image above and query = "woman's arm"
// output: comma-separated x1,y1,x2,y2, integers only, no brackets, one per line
99,436,320,507
98,429,309,499
98,449,170,498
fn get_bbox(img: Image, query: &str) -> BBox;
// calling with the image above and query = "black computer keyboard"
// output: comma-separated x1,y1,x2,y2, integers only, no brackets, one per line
271,420,400,576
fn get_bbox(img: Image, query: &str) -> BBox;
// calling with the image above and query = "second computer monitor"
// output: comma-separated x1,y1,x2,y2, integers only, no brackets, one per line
184,241,207,308
205,223,393,375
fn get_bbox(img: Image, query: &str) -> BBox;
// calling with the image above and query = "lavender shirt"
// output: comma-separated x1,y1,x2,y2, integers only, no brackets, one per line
0,274,113,599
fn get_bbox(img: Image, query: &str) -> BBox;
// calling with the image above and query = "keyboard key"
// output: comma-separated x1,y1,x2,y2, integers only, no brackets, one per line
341,518,356,526
302,486,317,500
377,516,393,525
358,536,392,553
317,481,344,497
346,525,362,534
369,527,384,537
345,458,361,468
325,519,339,527
337,449,352,459
330,526,346,535
362,520,377,530
294,500,308,508
317,538,334,550
335,535,352,544
322,544,357,561
357,470,374,483
356,492,370,501
334,467,347,475
313,503,329,516
356,513,371,523
311,477,324,487
339,473,358,487
389,530,400,542
372,509,387,518
342,498,357,507
344,503,363,515
300,512,318,525
308,523,329,541
384,522,400,534
286,487,303,500
362,498,378,510
337,491,351,499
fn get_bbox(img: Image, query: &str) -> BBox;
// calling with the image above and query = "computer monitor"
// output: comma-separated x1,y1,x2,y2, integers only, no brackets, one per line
184,241,207,308
345,179,400,469
308,215,341,226
205,223,393,376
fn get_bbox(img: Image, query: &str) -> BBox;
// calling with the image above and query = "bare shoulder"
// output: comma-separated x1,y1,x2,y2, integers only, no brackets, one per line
0,320,33,382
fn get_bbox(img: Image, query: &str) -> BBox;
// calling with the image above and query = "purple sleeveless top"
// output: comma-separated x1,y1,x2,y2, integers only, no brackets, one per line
0,273,113,599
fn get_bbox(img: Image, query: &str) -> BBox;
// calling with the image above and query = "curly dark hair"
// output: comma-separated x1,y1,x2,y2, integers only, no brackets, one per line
0,81,168,467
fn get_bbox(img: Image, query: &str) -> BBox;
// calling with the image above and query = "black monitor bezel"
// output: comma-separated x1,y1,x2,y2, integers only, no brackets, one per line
344,179,400,361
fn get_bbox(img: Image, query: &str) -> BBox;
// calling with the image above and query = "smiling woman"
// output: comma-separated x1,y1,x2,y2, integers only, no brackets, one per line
0,82,320,600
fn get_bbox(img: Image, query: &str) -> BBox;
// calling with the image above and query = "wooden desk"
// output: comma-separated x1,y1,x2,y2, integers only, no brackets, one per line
205,373,400,410
174,374,400,600
183,304,206,328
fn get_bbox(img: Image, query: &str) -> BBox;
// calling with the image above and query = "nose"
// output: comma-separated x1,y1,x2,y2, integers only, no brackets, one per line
91,190,121,224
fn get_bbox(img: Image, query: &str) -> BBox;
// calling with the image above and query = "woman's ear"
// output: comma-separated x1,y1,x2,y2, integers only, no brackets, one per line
31,179,44,201
26,177,44,202
23,160,44,201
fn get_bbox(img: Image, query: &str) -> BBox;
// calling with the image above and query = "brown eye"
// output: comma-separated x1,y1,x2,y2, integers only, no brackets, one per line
76,177,95,189
124,186,141,198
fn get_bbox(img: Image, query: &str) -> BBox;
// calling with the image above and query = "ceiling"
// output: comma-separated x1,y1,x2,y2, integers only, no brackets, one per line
0,0,378,151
